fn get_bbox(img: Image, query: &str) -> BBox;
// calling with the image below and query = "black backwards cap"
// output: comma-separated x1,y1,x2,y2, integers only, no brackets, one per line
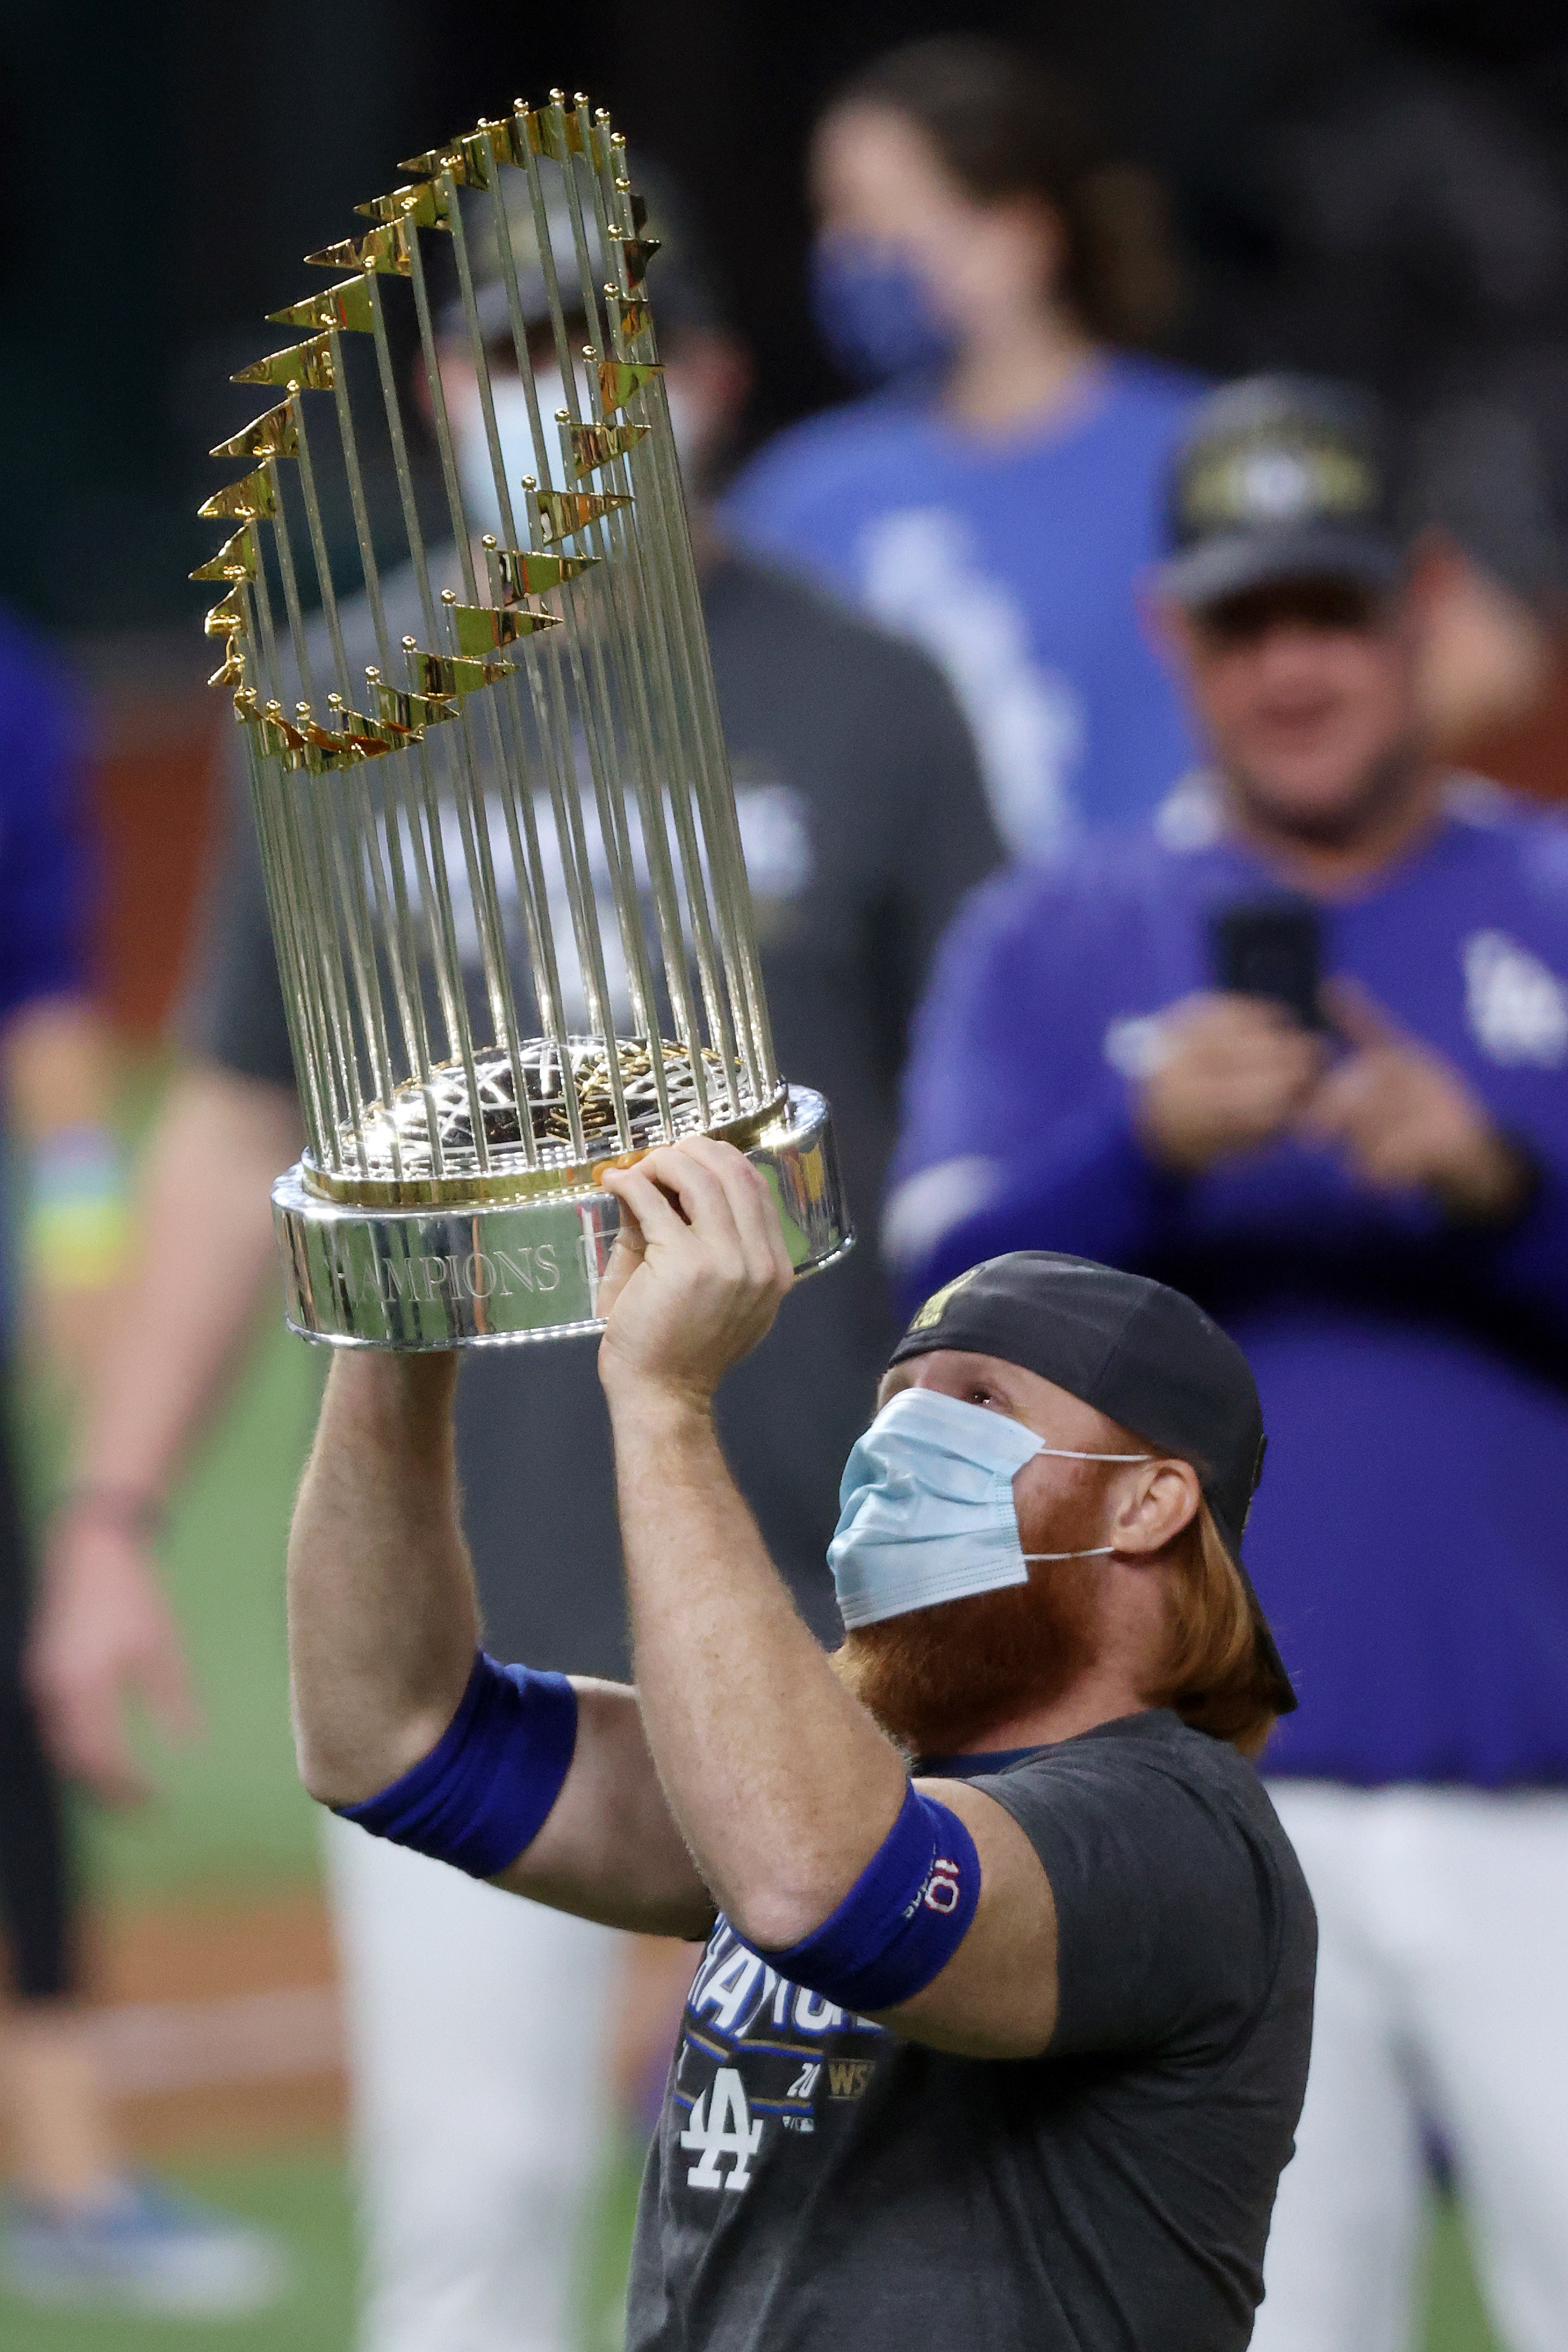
889,1251,1297,1714
1160,373,1404,612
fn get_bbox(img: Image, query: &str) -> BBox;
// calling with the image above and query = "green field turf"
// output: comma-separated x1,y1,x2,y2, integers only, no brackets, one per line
0,2139,1509,2352
0,2145,354,2352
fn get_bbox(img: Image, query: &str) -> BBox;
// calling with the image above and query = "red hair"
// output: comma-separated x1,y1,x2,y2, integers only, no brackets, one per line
1145,1502,1279,1759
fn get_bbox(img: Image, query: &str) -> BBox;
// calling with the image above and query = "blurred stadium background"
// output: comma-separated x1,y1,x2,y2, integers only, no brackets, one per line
8,0,1568,2342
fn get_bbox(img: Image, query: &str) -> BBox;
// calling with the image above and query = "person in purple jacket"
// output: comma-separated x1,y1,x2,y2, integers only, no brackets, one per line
887,375,1568,2352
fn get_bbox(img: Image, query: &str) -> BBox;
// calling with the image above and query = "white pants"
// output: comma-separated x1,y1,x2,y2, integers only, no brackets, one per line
323,1814,620,2352
1253,1782,1568,2352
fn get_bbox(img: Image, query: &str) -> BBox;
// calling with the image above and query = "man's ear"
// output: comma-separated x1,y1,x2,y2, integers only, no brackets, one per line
1113,1460,1200,1558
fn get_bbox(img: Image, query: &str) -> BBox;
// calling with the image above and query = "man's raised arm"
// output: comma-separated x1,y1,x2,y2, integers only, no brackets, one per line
595,1139,1060,2059
286,1349,714,1937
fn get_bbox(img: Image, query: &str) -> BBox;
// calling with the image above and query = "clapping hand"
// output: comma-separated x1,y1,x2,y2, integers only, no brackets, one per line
1135,976,1532,1224
1135,994,1327,1175
1301,977,1534,1222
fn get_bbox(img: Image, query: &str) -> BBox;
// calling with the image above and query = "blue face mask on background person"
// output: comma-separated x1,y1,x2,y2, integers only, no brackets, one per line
828,1387,1150,1630
808,231,961,391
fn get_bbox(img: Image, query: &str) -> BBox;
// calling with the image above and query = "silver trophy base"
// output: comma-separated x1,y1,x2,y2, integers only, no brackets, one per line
272,1085,851,1350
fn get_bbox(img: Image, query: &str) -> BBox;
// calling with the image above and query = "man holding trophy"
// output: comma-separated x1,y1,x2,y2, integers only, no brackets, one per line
289,1186,1315,2350
247,100,1308,2336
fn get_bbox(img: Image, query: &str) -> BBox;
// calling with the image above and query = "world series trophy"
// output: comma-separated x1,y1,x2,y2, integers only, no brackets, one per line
195,91,851,1346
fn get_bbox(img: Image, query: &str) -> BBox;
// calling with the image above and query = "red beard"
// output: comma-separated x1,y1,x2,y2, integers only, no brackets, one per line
832,1556,1106,1758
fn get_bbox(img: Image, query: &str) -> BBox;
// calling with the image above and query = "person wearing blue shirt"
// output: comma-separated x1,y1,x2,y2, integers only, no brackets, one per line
887,376,1568,2352
0,607,282,2313
723,35,1203,864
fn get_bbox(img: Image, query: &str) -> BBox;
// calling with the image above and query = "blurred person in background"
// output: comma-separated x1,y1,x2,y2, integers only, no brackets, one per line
0,607,282,2313
724,33,1202,865
1407,397,1568,792
30,175,999,2352
884,375,1568,2352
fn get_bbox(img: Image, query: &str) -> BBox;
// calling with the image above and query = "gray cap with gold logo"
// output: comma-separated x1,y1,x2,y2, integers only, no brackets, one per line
1160,374,1404,609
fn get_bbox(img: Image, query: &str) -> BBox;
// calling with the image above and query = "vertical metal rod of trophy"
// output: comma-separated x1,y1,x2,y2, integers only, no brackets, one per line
325,321,446,1173
588,121,776,1103
236,582,333,1166
465,156,672,1161
504,123,678,1097
404,202,542,1167
362,262,492,1169
268,432,382,1171
229,533,337,1154
243,549,351,1169
480,126,674,1146
443,160,614,1163
310,335,426,1059
476,115,667,1115
262,454,372,1171
290,389,408,1177
495,121,686,1143
512,100,699,1089
591,113,775,1096
578,109,764,1093
235,706,327,1155
585,117,761,1065
550,119,733,1082
448,164,636,1157
242,742,330,1162
434,179,582,1106
514,113,713,1132
548,108,745,1114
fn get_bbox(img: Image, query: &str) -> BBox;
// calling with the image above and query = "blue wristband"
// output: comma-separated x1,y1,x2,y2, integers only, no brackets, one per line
335,1650,578,1878
757,1782,981,2013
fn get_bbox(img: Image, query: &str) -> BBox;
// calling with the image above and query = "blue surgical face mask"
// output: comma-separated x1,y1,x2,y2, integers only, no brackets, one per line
808,231,960,392
828,1387,1150,1631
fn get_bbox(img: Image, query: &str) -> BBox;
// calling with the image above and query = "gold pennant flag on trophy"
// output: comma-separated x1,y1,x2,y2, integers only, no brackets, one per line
304,219,413,277
533,489,632,544
210,404,299,462
598,359,662,418
268,278,376,335
569,420,649,479
232,335,336,393
397,122,509,187
607,294,653,343
366,671,462,732
198,467,278,521
443,602,563,656
401,642,515,699
486,545,599,603
520,103,586,164
333,702,426,754
613,236,661,289
190,524,258,582
354,180,450,233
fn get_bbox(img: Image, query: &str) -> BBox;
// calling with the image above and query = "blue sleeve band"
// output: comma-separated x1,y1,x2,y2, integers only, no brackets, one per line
757,1783,981,2013
334,1650,578,1879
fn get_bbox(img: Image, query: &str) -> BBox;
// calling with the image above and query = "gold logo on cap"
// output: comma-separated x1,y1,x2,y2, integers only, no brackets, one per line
908,1264,983,1333
1185,436,1375,529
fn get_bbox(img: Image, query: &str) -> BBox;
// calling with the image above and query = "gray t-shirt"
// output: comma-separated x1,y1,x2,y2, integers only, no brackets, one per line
189,549,1000,1665
628,1710,1315,2352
